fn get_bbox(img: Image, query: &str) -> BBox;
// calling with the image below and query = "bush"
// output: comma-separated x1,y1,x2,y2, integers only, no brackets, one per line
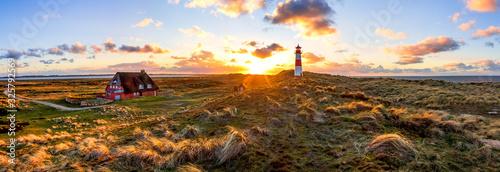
341,91,369,101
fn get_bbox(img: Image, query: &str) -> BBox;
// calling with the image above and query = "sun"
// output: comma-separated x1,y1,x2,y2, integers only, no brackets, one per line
246,61,275,74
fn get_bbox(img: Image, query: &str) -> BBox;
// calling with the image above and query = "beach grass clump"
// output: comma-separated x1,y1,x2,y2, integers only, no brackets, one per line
341,91,370,101
370,134,417,160
347,101,373,113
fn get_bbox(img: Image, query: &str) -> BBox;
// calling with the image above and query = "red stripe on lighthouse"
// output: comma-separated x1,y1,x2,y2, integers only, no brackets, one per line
295,60,301,66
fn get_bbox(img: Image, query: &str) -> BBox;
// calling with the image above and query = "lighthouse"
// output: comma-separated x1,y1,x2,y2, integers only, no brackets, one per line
294,44,303,77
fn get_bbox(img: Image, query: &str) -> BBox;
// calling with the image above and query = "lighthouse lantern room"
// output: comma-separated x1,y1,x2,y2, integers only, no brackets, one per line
295,44,303,77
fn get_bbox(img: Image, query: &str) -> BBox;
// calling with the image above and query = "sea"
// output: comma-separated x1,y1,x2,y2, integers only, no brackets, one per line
10,74,193,81
357,76,500,83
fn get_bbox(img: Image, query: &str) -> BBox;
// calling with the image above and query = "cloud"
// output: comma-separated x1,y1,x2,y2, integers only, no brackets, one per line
166,50,249,73
251,43,287,59
245,60,252,64
465,0,498,12
91,45,102,53
485,41,494,47
451,12,460,23
395,56,424,65
334,49,347,53
0,49,24,59
69,42,87,54
185,0,265,17
132,18,154,27
385,36,464,57
230,58,237,62
472,59,500,71
149,55,155,59
171,56,189,60
47,47,64,55
179,25,210,37
103,41,117,52
316,62,404,74
242,40,258,47
264,0,337,38
472,25,500,38
344,57,360,63
458,20,476,31
302,52,325,64
442,62,477,70
118,43,170,54
225,36,235,42
375,28,408,40
155,21,163,27
224,47,248,54
168,0,180,4
40,59,55,64
217,0,266,17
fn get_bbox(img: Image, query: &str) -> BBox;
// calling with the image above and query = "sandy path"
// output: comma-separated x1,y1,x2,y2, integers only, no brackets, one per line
5,90,109,111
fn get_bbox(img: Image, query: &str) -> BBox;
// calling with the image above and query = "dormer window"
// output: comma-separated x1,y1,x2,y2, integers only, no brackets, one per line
147,84,151,88
113,80,117,83
139,84,144,89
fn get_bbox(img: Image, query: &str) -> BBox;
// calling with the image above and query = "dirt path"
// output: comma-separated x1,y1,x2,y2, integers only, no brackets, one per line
5,90,110,111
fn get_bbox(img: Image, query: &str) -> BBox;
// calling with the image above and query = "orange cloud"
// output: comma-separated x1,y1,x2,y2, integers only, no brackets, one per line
395,56,423,65
472,25,500,38
302,52,325,64
265,0,338,38
118,43,170,54
458,20,476,31
386,36,464,57
242,40,258,47
69,42,87,54
185,0,265,17
375,28,408,40
91,45,102,53
179,25,209,37
466,0,498,12
171,56,188,60
451,12,460,23
224,47,248,54
103,41,117,52
251,43,287,59
344,57,360,64
218,0,266,17
132,18,154,27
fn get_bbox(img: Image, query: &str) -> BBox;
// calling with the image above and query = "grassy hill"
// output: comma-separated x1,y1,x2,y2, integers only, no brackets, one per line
1,70,499,171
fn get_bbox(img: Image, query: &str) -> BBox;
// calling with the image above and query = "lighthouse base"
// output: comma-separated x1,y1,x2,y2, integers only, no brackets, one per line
295,66,302,77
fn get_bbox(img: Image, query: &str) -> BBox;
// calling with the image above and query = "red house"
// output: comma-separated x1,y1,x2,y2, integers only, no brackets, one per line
97,70,159,100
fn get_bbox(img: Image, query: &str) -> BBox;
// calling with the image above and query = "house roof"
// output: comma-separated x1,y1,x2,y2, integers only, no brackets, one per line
108,72,159,93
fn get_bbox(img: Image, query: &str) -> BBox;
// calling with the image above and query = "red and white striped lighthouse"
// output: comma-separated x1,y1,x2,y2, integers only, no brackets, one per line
294,44,303,77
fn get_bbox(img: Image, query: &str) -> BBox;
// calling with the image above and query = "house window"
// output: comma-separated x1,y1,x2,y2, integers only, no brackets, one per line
139,84,144,89
147,84,151,88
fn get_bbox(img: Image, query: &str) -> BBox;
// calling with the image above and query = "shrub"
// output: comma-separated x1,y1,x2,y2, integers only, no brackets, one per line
440,120,461,132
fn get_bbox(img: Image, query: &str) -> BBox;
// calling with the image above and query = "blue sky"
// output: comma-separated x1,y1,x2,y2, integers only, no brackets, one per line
1,0,499,76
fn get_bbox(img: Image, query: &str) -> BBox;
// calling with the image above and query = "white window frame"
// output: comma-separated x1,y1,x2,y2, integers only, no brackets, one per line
139,84,144,89
147,84,151,88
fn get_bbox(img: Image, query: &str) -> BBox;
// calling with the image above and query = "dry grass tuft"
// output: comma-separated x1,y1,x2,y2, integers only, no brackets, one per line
371,104,386,116
117,145,165,168
222,107,237,118
347,101,373,113
440,120,461,132
179,125,201,139
77,137,111,161
486,128,500,139
341,91,369,101
217,127,249,164
50,142,74,154
247,126,268,136
295,110,326,123
324,106,341,115
176,163,205,172
370,134,417,159
133,127,152,140
26,147,53,169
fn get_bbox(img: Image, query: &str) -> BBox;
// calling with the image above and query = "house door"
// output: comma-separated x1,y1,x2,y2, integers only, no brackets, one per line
115,95,120,100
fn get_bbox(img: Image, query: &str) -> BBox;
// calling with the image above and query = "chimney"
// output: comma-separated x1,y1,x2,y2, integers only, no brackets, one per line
141,69,145,74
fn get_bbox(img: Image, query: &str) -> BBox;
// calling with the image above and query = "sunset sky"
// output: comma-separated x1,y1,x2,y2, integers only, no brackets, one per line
1,0,499,76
